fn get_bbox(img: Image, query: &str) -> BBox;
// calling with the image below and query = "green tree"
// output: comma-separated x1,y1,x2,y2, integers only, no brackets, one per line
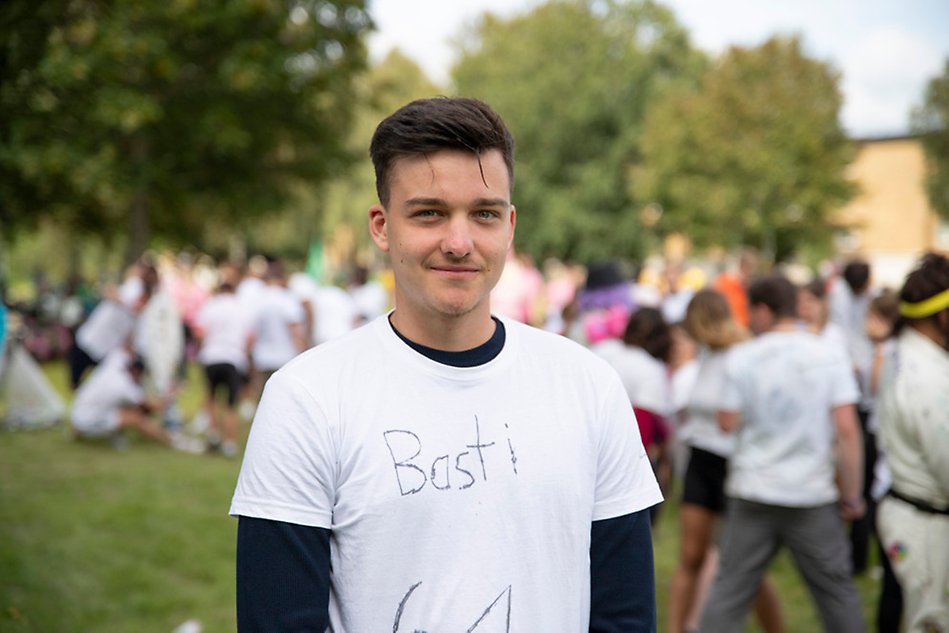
452,0,706,263
0,0,371,265
317,49,441,270
912,57,949,220
633,36,855,262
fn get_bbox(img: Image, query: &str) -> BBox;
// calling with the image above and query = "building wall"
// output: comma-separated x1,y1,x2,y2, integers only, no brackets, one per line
834,136,948,288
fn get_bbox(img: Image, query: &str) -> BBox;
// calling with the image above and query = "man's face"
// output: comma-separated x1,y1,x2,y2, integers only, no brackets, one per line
797,289,821,324
369,148,515,333
749,303,773,335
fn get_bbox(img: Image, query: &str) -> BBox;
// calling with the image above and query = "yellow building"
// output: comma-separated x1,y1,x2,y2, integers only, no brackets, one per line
834,135,949,287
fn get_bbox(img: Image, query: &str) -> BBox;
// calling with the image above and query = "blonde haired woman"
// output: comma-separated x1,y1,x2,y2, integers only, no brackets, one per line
667,289,783,633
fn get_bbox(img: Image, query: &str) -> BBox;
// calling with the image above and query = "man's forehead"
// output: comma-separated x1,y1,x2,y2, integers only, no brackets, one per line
388,148,511,194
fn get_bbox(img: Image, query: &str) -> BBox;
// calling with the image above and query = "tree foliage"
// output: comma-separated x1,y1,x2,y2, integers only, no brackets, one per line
317,49,441,268
0,0,371,263
452,0,706,263
912,57,949,220
633,36,855,261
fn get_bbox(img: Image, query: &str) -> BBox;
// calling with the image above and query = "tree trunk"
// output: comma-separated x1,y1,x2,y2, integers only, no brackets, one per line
125,193,149,267
125,136,150,267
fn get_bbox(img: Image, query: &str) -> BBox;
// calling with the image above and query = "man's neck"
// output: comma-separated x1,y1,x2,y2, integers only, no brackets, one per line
768,317,800,334
388,308,497,352
910,320,948,350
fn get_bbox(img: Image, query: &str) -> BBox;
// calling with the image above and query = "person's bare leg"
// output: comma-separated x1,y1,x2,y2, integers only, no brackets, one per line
668,504,717,633
221,405,240,457
753,575,784,633
686,545,719,631
118,408,171,445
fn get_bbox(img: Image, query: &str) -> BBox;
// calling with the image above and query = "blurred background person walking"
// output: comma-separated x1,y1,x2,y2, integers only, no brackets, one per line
194,280,254,458
667,289,783,633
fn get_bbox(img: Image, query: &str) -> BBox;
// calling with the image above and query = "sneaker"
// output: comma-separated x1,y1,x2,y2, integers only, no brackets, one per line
189,411,210,434
206,431,222,454
221,441,240,459
170,433,205,454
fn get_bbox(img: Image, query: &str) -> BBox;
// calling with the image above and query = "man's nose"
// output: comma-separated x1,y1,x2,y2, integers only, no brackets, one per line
441,216,474,258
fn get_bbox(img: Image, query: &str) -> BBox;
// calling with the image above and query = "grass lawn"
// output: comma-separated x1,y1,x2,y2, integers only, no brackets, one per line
0,362,882,632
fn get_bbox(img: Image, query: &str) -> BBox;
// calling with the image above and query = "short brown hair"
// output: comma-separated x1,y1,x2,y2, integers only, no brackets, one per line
369,97,515,207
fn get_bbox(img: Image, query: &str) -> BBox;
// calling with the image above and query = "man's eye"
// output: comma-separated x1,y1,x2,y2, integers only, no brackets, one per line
475,210,499,220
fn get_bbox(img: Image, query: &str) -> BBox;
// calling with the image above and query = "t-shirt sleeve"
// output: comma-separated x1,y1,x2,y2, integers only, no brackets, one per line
592,374,663,521
718,349,743,412
829,350,860,407
230,368,336,528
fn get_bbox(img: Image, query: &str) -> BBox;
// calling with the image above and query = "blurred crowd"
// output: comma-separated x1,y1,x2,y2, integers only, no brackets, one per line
1,246,947,631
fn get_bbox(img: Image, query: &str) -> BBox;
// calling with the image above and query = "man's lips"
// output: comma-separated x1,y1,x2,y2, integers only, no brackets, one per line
430,264,480,277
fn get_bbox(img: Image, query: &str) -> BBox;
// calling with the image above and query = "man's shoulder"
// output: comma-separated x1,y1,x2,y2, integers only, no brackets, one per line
505,318,619,377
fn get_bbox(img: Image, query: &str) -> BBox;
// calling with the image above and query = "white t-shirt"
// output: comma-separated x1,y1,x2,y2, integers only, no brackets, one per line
311,285,358,345
350,280,389,322
75,283,141,361
250,285,305,371
603,345,671,416
196,293,253,373
231,316,662,631
71,350,144,435
879,328,949,507
720,330,859,506
684,347,737,458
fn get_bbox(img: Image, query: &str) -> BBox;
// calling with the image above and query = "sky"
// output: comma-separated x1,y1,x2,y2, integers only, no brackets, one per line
367,0,949,138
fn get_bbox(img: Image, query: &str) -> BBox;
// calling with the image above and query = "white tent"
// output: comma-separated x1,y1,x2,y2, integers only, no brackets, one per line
0,342,66,430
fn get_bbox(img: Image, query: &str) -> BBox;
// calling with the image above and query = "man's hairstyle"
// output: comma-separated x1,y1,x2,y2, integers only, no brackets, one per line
623,307,672,363
869,288,900,325
748,274,799,319
801,277,827,300
842,260,871,294
894,252,949,334
369,97,515,207
684,288,749,350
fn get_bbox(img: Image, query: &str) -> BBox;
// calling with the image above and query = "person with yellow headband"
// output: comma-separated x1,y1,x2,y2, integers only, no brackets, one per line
876,252,949,633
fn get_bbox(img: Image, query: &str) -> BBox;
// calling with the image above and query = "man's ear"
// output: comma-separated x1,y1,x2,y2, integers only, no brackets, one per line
507,205,516,251
369,204,389,252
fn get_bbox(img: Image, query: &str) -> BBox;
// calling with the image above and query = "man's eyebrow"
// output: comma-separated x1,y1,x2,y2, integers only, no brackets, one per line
471,197,510,208
405,197,447,207
404,197,510,208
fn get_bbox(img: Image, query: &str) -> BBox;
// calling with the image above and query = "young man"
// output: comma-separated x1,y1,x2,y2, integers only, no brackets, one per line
700,274,867,633
230,97,662,631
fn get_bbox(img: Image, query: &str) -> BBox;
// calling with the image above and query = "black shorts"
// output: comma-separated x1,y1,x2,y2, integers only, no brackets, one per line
682,447,729,514
204,363,244,407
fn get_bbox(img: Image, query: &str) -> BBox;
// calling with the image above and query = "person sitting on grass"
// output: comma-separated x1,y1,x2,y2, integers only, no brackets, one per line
70,348,200,452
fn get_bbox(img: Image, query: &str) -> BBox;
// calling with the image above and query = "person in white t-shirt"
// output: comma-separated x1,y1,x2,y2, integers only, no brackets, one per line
876,253,949,633
230,97,662,632
667,289,783,633
248,261,307,397
798,277,849,361
599,307,673,524
68,261,157,389
194,280,254,458
700,274,866,633
70,349,196,451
